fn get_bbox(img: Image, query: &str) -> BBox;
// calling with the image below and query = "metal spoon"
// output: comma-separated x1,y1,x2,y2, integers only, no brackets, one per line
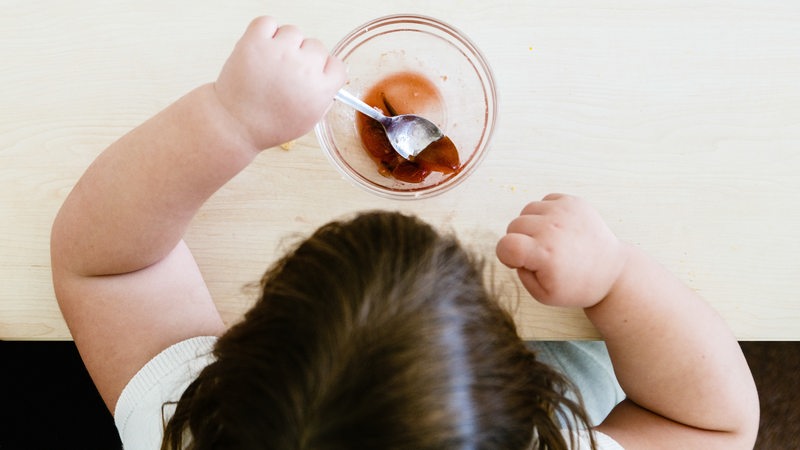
335,88,444,160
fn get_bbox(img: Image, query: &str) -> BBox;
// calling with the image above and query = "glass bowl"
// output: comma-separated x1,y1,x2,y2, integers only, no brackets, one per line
315,14,497,199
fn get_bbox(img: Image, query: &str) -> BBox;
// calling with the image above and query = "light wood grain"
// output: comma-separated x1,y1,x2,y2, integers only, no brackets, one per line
2,0,798,340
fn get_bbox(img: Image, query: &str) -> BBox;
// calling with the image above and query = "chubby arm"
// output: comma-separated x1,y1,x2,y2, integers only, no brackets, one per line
496,194,759,449
50,17,345,412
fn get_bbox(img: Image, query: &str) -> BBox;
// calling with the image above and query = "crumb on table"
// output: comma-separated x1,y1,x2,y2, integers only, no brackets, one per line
280,140,296,151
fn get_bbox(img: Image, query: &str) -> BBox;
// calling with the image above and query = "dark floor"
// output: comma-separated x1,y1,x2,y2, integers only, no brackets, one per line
740,341,800,449
0,341,121,450
0,341,797,449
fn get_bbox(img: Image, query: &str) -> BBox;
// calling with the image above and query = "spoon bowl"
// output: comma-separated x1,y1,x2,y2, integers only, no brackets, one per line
334,89,443,160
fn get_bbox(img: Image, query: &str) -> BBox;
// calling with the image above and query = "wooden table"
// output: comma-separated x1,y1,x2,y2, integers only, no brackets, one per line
2,0,798,340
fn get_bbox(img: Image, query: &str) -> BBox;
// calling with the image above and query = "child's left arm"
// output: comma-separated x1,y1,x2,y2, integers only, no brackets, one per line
50,17,345,413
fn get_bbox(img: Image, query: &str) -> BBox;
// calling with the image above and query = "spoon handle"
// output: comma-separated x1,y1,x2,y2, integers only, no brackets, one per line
335,89,385,122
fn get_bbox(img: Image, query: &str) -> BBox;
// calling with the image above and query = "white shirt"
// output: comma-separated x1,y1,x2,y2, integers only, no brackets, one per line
114,337,623,449
114,336,216,450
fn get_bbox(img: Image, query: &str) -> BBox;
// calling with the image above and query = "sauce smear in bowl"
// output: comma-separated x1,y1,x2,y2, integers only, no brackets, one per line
355,71,460,183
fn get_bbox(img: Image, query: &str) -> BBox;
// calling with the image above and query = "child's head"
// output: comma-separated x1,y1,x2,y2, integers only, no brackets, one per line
162,211,592,450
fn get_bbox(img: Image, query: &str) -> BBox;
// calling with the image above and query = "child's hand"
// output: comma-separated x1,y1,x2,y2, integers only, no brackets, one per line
214,16,346,150
496,194,628,308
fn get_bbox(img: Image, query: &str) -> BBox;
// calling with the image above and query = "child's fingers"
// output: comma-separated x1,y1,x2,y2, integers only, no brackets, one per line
505,213,548,236
542,192,566,202
298,38,331,72
497,230,557,303
299,39,345,86
519,200,547,216
299,37,327,54
246,16,279,39
496,232,549,270
273,24,304,48
517,268,551,303
517,193,566,215
323,56,347,86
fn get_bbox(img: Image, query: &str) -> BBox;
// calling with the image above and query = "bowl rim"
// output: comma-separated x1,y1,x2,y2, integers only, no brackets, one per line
315,13,497,200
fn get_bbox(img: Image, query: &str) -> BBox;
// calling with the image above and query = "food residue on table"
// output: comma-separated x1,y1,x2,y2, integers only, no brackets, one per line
355,71,460,183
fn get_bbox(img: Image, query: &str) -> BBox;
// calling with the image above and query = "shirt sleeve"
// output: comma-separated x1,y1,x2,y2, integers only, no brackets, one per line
561,428,625,450
114,336,218,450
528,341,625,427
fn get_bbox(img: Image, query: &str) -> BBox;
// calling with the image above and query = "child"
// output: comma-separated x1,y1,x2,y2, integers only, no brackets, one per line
51,16,758,449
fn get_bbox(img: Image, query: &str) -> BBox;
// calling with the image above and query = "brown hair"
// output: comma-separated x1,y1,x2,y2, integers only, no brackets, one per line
162,211,595,450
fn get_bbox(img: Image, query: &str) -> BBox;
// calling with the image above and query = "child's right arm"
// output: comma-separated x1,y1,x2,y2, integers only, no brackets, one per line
50,16,345,412
496,194,759,449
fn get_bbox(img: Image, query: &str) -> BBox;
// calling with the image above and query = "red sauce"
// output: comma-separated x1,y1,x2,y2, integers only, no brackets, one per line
355,72,460,183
